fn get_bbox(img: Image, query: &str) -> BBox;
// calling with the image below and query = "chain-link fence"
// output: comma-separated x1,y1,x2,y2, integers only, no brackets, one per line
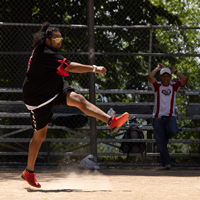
0,0,200,167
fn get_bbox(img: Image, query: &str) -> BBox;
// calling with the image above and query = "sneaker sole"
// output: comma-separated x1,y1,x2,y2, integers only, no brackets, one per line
21,173,41,188
111,126,121,133
21,173,25,180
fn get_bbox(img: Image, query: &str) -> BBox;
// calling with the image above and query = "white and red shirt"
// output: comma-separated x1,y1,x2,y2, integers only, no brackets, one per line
150,79,187,118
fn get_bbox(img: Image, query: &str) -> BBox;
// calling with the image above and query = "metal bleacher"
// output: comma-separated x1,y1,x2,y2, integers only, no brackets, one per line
0,88,200,164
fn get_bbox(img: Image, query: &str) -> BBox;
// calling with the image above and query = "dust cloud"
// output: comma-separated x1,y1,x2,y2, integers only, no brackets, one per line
44,169,113,191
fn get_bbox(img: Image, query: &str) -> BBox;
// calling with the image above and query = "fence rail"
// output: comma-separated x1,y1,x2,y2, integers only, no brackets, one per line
0,18,200,166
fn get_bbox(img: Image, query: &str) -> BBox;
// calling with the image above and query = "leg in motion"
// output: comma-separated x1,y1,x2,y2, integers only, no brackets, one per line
66,91,129,133
21,124,48,188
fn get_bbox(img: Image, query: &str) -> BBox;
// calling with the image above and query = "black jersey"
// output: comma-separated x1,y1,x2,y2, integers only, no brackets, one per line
22,44,71,106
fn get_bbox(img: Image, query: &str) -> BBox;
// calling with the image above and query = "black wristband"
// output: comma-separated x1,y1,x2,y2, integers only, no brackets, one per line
175,70,177,75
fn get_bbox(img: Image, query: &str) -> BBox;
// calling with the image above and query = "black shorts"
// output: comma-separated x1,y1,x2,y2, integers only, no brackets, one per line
29,86,74,131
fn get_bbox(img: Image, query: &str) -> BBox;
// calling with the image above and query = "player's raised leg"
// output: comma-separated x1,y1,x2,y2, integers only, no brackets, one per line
66,91,129,133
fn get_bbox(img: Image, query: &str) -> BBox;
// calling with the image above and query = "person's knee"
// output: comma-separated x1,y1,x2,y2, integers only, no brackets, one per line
34,135,46,143
39,134,47,142
33,130,47,143
77,93,86,102
72,93,87,105
67,91,89,108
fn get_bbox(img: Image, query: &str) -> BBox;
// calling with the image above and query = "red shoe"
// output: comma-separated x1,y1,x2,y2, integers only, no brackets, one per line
21,169,41,188
109,112,129,133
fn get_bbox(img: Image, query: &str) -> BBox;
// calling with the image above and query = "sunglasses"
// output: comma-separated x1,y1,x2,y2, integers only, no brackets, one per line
51,38,63,43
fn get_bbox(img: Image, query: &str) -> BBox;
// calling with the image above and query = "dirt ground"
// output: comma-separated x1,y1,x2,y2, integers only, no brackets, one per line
0,164,200,200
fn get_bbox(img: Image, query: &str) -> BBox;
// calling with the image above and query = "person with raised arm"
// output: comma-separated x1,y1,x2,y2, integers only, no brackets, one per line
148,63,188,170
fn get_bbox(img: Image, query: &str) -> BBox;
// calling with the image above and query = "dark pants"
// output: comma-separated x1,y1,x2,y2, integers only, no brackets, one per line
153,116,179,166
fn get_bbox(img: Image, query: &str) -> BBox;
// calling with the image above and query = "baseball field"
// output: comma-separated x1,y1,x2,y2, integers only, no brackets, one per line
0,165,200,200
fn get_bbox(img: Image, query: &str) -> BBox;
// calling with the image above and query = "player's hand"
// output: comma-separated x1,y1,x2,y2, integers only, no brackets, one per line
169,66,176,74
156,63,163,71
96,66,107,75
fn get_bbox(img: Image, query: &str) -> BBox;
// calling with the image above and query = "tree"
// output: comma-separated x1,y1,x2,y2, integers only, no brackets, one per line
1,0,200,161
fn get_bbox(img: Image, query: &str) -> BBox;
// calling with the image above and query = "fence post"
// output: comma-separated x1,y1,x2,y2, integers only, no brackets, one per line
147,27,153,153
87,0,97,162
148,27,153,75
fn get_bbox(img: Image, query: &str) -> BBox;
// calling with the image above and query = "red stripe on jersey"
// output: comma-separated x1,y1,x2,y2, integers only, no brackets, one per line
154,82,160,118
169,86,174,116
169,82,179,116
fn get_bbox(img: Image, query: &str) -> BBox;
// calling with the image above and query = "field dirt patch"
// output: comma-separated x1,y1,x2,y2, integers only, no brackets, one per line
0,165,200,200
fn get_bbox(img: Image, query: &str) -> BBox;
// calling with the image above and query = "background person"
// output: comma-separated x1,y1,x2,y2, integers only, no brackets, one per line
148,63,188,170
21,22,129,188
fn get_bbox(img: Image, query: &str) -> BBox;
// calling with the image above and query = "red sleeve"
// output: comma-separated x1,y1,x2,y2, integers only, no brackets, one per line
173,78,188,91
153,80,159,92
180,77,188,87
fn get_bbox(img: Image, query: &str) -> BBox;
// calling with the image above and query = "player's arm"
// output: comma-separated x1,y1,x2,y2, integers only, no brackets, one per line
66,62,107,75
169,66,188,85
148,63,163,84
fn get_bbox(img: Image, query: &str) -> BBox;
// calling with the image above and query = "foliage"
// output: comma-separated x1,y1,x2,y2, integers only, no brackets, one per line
1,0,200,161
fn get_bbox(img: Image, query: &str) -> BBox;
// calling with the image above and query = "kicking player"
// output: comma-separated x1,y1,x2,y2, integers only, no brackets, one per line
21,22,129,188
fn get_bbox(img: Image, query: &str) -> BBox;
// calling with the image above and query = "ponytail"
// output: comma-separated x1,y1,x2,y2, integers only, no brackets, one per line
33,22,60,47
